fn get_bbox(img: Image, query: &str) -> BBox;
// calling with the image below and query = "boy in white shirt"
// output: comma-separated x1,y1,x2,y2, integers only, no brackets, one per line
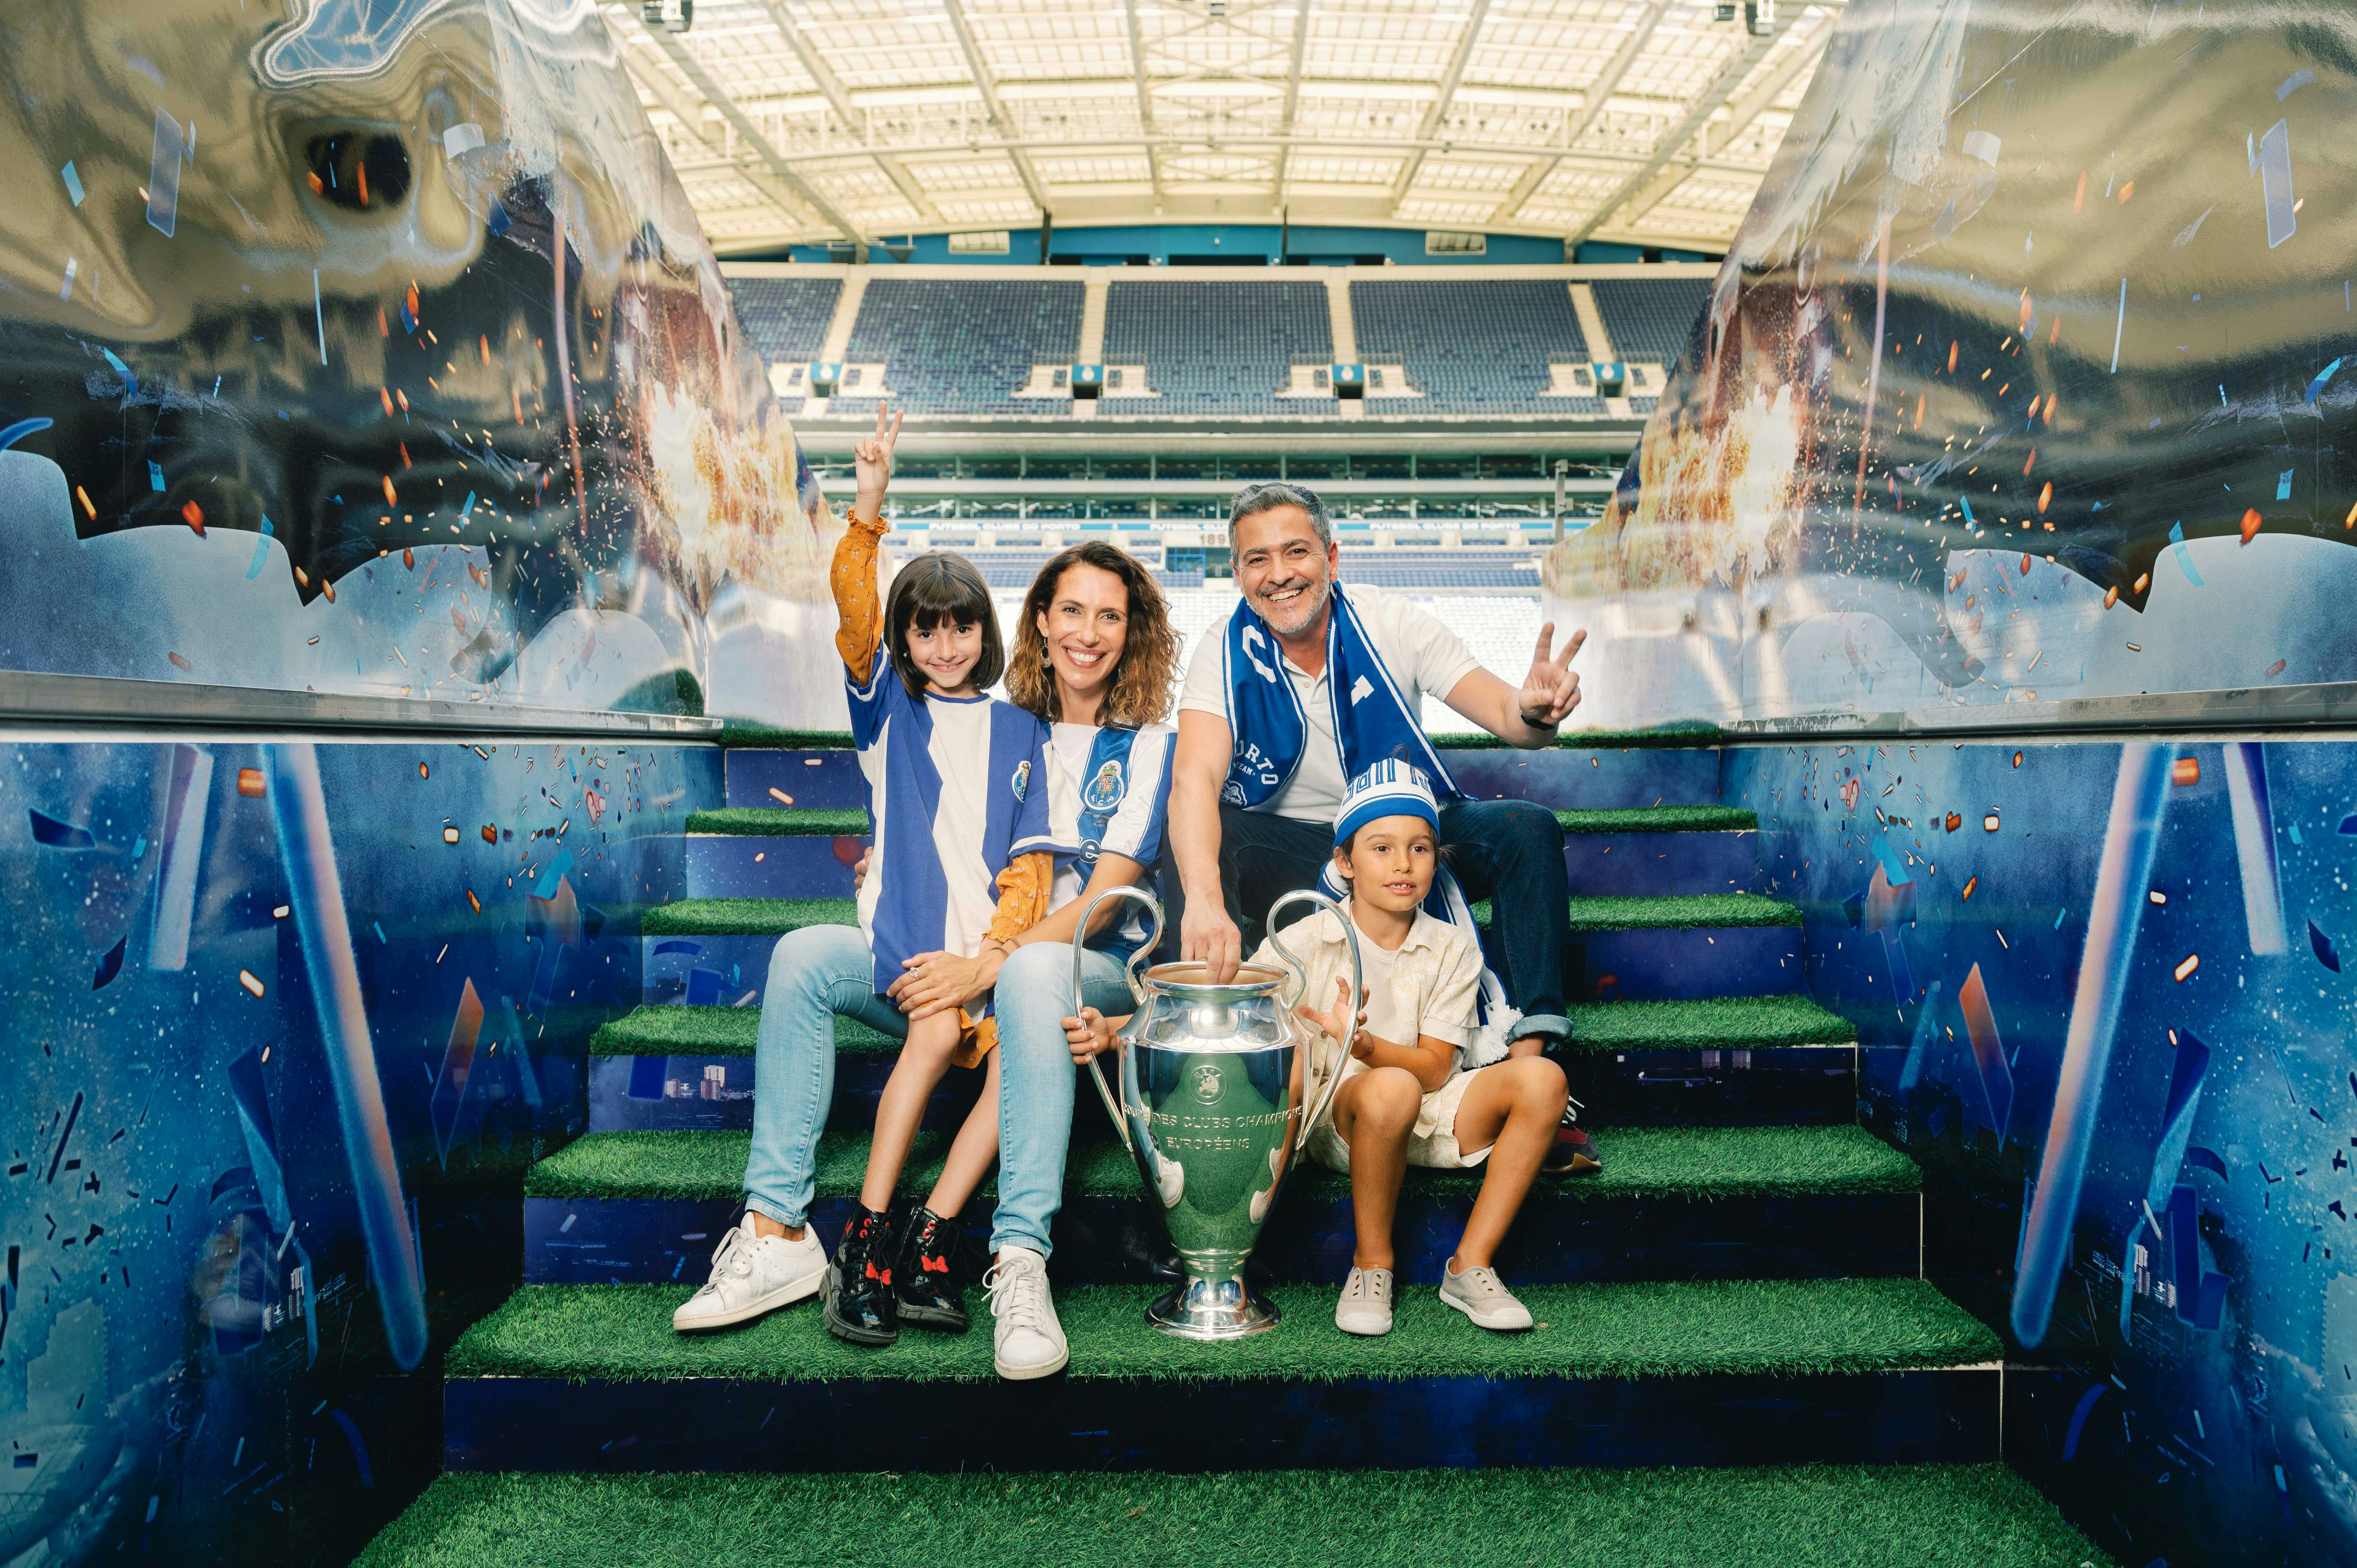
1066,761,1570,1335
1271,762,1571,1335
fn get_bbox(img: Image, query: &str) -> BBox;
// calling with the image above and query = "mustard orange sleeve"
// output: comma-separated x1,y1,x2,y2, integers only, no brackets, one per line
984,852,1056,943
831,511,890,685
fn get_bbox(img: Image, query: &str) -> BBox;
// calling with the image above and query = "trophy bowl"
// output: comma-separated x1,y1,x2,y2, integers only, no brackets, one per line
1075,887,1359,1340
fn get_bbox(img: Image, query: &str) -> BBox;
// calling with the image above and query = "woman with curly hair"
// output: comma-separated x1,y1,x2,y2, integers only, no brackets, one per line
968,541,1180,1379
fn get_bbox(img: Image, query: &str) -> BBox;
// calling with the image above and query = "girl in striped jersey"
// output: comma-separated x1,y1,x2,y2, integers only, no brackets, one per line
672,408,1058,1348
822,409,1058,1345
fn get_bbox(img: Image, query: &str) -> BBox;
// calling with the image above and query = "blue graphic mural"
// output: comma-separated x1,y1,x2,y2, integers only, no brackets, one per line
1728,736,2357,1566
0,2,840,1561
2,736,715,1561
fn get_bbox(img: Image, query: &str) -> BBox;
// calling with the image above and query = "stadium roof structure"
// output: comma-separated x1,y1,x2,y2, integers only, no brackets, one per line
612,0,1845,257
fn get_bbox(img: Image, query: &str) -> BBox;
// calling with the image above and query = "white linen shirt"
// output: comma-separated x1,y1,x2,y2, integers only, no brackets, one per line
1249,901,1482,1143
1179,585,1482,823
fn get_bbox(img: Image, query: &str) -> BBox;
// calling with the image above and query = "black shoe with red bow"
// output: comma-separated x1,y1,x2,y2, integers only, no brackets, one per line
1543,1108,1603,1177
822,1202,900,1345
893,1204,969,1333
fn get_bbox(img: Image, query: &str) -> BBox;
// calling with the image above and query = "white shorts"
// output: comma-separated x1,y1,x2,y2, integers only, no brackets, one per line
1305,1066,1489,1174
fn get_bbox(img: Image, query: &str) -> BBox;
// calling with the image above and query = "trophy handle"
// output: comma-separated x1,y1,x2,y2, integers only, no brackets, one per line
1071,884,1164,1157
1263,888,1361,1154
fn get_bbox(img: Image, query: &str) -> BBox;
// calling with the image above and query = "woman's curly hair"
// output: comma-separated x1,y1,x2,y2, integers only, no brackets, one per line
1005,541,1180,729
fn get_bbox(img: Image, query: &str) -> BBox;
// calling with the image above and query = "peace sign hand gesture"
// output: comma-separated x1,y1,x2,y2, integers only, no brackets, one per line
852,404,903,518
1517,621,1588,729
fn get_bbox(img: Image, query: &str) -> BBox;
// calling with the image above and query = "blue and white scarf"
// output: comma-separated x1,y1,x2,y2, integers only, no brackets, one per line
1218,584,1461,808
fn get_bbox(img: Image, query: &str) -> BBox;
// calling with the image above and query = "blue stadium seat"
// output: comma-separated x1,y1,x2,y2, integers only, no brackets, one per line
726,277,842,367
1349,279,1600,416
831,278,1083,418
1103,280,1332,417
1591,277,1711,368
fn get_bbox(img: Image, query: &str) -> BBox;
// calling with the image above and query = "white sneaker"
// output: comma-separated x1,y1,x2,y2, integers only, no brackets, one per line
1154,1153,1185,1209
1335,1266,1394,1336
1438,1261,1534,1331
985,1246,1068,1380
671,1216,827,1333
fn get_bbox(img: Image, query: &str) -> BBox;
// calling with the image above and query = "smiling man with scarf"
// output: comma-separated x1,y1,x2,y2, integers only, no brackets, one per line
1168,481,1602,1175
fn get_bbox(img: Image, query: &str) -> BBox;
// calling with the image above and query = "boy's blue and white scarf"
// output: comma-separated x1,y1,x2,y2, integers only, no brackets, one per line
1218,583,1461,808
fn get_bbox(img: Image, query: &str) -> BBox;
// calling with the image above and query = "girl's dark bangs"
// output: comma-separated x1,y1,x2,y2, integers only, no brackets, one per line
902,557,993,628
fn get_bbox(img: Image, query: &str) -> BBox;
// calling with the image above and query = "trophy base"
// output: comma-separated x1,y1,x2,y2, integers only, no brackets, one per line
1145,1277,1282,1340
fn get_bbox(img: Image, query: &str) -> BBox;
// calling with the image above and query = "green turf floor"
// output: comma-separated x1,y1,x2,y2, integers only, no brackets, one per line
1560,994,1859,1050
1554,804,1757,833
448,1276,1997,1384
639,898,856,937
588,1006,902,1057
358,1465,2110,1568
684,806,869,836
523,1124,1918,1206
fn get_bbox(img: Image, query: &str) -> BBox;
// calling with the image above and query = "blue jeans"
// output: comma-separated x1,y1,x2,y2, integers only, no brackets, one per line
989,942,1134,1261
743,924,906,1229
741,922,1134,1261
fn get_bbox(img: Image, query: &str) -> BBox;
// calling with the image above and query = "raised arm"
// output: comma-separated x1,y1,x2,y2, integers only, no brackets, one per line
1171,707,1241,982
1441,621,1588,750
829,405,903,685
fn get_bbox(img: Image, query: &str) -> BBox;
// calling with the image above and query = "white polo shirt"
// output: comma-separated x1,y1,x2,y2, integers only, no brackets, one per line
1178,585,1482,823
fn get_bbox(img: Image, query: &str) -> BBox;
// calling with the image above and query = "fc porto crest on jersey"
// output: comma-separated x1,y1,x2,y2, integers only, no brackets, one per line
1081,758,1127,813
1011,759,1032,801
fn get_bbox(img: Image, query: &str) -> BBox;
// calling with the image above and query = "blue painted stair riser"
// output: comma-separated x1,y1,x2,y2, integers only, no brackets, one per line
586,1052,979,1135
1442,747,1719,810
1562,830,1758,896
522,1188,1922,1287
685,834,862,899
1572,926,1802,1002
723,750,868,809
444,1368,1998,1473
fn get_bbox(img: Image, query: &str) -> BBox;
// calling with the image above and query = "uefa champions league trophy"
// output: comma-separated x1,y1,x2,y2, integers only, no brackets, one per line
1073,886,1361,1340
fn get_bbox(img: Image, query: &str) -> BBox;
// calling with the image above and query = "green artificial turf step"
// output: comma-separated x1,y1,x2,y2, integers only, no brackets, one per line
684,807,868,837
525,1125,1918,1206
448,1275,1998,1384
359,1465,2111,1568
1560,994,1859,1052
640,898,856,937
716,724,1728,754
587,1007,893,1058
589,995,1854,1062
1467,892,1802,932
716,725,855,749
1553,805,1756,833
644,894,1798,939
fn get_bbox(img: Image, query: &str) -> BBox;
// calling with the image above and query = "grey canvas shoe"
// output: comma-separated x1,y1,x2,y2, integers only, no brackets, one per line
1438,1261,1534,1331
1335,1266,1395,1336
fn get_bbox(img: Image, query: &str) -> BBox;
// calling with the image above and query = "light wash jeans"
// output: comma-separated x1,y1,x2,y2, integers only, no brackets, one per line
741,924,1133,1263
989,941,1134,1261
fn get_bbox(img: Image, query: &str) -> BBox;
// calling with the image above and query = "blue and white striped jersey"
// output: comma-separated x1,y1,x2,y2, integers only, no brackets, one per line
1042,720,1175,957
849,653,1055,1010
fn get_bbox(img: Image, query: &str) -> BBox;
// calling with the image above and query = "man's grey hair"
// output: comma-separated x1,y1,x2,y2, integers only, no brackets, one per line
1227,480,1333,548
